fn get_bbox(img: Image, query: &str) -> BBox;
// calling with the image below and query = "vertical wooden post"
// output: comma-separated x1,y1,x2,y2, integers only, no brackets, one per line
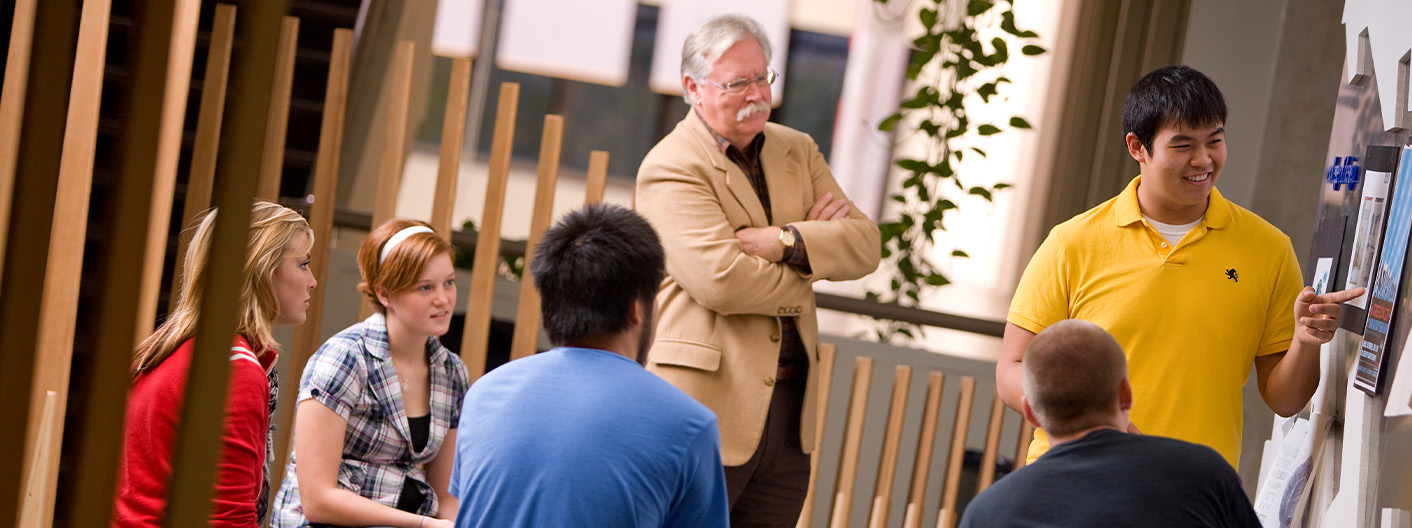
133,0,203,343
361,39,417,319
1012,419,1035,471
256,16,299,202
508,115,564,361
829,357,874,528
459,82,519,382
796,342,837,528
272,27,353,503
168,3,236,309
903,372,946,528
0,0,78,519
163,0,289,524
976,390,1008,492
584,150,609,204
431,58,472,241
936,376,976,528
17,0,112,523
0,0,40,291
868,365,913,528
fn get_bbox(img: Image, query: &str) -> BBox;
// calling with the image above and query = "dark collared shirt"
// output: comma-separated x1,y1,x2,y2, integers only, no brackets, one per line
700,115,809,375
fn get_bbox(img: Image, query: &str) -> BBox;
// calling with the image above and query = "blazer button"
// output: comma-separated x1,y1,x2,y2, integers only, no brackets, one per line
770,334,781,343
765,377,775,387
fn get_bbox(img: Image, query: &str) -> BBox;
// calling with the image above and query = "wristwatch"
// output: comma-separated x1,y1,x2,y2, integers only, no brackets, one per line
778,226,796,254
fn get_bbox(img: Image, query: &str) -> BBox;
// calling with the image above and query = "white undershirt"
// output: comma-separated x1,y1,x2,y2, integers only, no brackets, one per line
1143,214,1202,247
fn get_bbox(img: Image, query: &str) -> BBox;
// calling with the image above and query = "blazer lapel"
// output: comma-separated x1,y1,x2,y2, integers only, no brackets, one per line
685,110,768,227
760,130,804,225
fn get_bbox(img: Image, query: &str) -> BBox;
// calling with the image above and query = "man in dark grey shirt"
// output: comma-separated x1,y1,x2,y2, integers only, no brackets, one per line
961,320,1260,527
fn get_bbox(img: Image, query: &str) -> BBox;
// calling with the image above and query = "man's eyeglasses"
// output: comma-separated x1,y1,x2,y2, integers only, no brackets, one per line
707,68,779,95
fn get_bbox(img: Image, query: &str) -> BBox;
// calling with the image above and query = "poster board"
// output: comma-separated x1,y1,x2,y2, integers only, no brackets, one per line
1355,146,1412,395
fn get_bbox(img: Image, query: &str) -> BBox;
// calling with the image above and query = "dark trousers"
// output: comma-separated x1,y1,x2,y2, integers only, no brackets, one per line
724,375,811,528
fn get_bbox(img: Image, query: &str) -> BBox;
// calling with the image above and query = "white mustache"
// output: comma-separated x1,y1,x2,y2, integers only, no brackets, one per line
736,101,770,122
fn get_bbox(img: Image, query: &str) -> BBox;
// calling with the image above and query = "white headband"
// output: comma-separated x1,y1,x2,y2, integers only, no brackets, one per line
379,226,434,264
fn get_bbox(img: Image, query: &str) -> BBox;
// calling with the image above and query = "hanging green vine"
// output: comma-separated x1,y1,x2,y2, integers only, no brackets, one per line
867,0,1045,336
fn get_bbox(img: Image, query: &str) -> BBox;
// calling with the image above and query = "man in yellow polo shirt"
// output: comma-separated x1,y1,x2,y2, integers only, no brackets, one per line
998,65,1363,468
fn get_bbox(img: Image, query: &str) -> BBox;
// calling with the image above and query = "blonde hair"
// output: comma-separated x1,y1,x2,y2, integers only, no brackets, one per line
357,218,454,313
132,201,313,375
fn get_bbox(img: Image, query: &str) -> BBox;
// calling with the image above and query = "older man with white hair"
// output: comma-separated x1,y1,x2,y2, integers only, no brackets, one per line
635,13,880,527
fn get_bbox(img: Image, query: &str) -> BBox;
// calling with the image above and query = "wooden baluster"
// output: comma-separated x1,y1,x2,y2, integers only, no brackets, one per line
163,0,288,524
431,58,472,241
796,342,838,528
133,0,202,344
19,0,113,522
868,365,913,528
584,150,609,204
936,376,976,528
902,371,945,528
272,27,353,503
0,0,40,291
362,39,416,318
255,16,299,201
459,82,519,382
168,3,236,308
509,115,563,361
829,357,874,528
1013,418,1035,471
976,389,1007,491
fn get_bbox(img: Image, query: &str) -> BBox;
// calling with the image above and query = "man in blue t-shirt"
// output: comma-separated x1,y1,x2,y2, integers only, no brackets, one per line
961,320,1260,527
450,204,729,528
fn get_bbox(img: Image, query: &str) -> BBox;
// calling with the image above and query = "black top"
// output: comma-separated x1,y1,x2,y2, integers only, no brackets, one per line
960,428,1261,527
395,414,432,513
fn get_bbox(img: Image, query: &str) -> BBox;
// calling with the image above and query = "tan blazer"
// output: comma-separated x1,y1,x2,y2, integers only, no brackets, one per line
635,111,880,465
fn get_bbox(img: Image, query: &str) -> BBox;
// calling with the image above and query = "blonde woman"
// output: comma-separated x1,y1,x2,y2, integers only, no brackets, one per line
114,201,317,527
274,218,469,528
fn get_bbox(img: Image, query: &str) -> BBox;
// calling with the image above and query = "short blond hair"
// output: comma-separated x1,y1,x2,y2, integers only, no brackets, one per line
357,218,454,313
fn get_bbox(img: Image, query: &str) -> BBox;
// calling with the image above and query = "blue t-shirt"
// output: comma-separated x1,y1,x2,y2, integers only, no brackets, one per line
451,347,729,528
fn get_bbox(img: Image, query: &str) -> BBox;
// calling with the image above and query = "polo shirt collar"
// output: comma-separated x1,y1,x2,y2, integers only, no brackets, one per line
1114,175,1232,229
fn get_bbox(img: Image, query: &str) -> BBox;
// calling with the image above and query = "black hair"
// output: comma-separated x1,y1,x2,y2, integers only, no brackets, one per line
1122,65,1228,153
530,203,665,345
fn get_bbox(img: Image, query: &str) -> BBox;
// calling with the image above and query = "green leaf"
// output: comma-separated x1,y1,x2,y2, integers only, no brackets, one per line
1021,44,1047,55
966,0,994,16
951,250,970,258
925,273,950,286
969,186,994,201
971,147,987,158
978,124,1002,135
993,182,1013,190
920,8,937,28
977,82,998,101
891,194,907,203
898,326,915,338
905,289,921,303
1009,116,1033,129
897,159,929,172
938,199,957,211
878,113,902,132
991,37,1009,62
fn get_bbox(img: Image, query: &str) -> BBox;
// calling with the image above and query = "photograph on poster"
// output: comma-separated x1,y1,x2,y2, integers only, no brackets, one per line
1313,257,1333,296
1345,169,1392,308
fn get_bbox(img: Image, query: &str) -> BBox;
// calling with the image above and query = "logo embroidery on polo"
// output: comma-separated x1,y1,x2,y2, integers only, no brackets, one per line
1226,268,1239,282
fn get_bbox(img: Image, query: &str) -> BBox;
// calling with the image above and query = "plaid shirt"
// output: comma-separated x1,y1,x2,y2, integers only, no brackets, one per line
272,312,470,527
701,115,810,369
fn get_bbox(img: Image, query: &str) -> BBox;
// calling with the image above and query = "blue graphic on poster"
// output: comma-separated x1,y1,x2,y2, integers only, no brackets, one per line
1357,146,1412,394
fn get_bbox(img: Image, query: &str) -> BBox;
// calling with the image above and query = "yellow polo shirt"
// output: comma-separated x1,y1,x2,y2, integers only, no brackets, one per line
1009,176,1303,467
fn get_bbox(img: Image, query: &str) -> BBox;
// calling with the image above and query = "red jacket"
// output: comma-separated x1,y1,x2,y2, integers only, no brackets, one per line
112,336,275,527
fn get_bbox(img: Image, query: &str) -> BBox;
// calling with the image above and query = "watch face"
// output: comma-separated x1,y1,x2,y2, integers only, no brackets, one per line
780,227,796,247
